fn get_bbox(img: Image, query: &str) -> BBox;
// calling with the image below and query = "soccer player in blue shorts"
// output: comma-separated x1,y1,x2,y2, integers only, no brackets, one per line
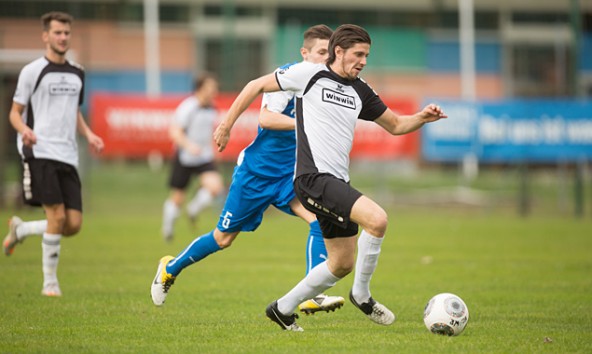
151,25,344,314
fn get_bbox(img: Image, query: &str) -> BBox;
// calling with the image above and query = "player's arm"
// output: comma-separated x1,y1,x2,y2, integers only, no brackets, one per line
9,101,36,147
374,103,447,135
77,110,104,153
214,73,280,151
169,122,201,155
259,91,295,131
259,107,295,131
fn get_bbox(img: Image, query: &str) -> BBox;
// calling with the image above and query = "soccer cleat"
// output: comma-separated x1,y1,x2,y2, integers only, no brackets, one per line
41,282,62,297
298,294,345,315
349,290,395,325
3,216,23,256
266,301,304,332
151,255,176,306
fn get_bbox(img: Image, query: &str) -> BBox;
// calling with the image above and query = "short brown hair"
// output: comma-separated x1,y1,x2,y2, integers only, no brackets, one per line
302,24,333,50
193,72,217,91
41,11,73,31
327,24,371,65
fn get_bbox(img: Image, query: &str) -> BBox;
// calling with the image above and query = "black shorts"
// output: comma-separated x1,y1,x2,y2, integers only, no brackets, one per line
23,158,82,211
294,173,362,239
168,156,218,190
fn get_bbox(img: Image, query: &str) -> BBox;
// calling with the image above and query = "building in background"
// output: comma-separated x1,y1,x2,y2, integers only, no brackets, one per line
1,0,590,98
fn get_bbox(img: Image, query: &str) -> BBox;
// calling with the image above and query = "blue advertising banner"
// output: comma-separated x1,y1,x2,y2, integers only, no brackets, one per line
422,100,592,163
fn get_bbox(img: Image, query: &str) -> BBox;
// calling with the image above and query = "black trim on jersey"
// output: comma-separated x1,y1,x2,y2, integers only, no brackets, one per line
22,104,34,159
295,97,318,178
352,79,388,121
34,58,85,105
275,72,284,91
303,68,387,121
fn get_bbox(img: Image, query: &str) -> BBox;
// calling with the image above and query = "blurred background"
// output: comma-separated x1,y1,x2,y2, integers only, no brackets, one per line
0,0,591,218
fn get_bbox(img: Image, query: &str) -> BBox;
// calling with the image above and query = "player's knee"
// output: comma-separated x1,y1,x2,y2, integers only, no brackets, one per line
328,258,355,278
62,222,81,236
210,184,224,197
214,231,237,249
365,208,388,236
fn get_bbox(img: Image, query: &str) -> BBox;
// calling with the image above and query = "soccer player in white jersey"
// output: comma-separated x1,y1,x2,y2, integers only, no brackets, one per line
214,24,448,331
151,25,345,315
161,73,225,242
3,12,104,297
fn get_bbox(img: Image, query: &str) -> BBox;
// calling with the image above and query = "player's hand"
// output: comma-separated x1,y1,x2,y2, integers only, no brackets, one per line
213,122,230,152
186,142,202,156
87,132,105,154
21,128,37,147
420,104,448,123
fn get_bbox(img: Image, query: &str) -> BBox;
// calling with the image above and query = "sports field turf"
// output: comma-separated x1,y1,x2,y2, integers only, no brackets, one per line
1,162,590,353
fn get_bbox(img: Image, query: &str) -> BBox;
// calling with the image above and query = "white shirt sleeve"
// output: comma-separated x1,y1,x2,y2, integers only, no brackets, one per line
275,61,321,95
261,91,294,113
13,64,36,106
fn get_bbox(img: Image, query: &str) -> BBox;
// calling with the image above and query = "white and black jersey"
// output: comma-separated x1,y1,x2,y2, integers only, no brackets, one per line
173,96,217,166
275,61,387,182
13,57,84,168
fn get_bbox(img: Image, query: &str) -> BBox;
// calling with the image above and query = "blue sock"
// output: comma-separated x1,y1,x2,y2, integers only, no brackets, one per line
305,220,327,274
166,231,222,276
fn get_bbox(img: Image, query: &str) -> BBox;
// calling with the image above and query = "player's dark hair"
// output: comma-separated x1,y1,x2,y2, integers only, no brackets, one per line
327,24,371,65
303,24,333,49
41,12,73,31
193,72,217,91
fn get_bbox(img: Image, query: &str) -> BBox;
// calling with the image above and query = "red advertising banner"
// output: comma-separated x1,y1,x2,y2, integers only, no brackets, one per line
90,93,418,161
352,97,419,159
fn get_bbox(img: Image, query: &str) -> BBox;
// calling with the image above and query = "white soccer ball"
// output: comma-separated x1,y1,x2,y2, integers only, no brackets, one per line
423,293,469,336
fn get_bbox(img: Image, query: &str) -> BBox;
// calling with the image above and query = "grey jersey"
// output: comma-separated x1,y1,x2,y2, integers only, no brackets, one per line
275,61,387,182
173,95,216,166
13,57,84,168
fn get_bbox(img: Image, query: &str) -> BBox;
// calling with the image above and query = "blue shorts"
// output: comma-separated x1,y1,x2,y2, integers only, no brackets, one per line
216,164,296,233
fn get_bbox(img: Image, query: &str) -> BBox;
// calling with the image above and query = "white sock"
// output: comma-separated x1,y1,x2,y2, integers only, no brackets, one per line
42,233,62,285
16,220,48,241
277,261,340,314
162,199,180,236
351,230,384,304
186,188,213,217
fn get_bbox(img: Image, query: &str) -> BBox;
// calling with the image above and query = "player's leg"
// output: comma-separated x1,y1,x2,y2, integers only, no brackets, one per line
3,160,48,255
289,197,345,314
151,166,269,306
289,198,324,272
267,174,356,330
41,203,67,297
162,158,190,241
347,195,395,325
150,227,235,306
39,160,84,296
162,189,184,241
3,216,47,256
186,165,224,222
62,208,82,236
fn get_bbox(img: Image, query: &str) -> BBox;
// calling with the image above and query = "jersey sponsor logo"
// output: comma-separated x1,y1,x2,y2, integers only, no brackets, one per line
322,88,356,110
49,81,79,96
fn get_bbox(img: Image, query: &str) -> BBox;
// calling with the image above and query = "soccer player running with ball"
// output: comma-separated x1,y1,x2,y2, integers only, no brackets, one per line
214,24,448,331
3,12,104,297
152,25,345,314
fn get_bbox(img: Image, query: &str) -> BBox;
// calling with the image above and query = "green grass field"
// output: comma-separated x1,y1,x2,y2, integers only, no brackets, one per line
0,162,591,353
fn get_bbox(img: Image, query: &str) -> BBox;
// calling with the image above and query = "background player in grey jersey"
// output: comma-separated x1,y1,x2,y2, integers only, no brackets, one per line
214,24,447,331
3,12,104,297
161,74,225,242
